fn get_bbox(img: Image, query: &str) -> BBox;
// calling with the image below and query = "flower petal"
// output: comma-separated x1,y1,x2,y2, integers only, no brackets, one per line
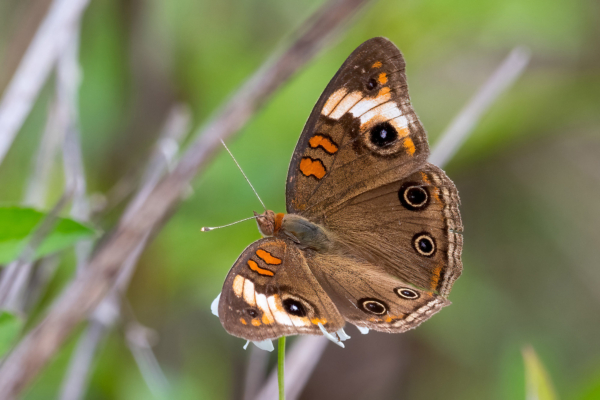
318,323,344,348
252,339,274,352
336,328,351,341
211,293,221,317
355,325,369,334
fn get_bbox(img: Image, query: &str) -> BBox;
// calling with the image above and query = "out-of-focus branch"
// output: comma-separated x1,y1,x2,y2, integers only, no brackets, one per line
124,317,170,396
0,0,91,166
59,24,87,224
242,345,270,400
429,46,531,167
0,21,85,315
59,105,190,400
0,191,72,310
59,28,93,277
0,0,372,396
0,103,62,313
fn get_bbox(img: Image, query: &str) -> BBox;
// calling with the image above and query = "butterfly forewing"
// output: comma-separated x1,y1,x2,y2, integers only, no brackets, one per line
218,238,344,341
286,37,429,218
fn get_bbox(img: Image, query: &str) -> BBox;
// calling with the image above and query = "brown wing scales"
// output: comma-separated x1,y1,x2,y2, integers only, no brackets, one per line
287,37,429,218
218,238,344,341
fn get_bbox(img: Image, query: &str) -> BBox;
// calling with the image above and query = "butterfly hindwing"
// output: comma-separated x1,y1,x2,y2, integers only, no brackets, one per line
218,238,345,341
306,252,450,333
324,163,463,297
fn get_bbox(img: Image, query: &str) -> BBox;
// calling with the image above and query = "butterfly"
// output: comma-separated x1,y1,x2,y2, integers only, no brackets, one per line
214,37,463,348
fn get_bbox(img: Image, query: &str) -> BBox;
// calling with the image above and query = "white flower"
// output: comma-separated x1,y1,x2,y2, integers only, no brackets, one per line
210,293,221,317
317,323,346,348
244,339,274,352
355,325,369,334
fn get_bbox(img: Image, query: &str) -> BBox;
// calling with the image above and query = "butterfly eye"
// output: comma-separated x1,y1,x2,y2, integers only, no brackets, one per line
369,122,398,148
395,287,420,300
399,183,429,210
282,298,307,317
366,78,378,90
413,233,436,257
359,298,388,315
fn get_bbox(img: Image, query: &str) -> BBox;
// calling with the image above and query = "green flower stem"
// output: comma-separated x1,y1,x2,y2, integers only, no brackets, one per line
278,337,286,400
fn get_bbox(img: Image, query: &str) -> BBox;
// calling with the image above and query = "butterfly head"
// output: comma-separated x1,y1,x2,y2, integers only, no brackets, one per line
254,210,285,237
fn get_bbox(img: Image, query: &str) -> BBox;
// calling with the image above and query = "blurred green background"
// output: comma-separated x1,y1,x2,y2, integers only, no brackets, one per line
1,0,599,398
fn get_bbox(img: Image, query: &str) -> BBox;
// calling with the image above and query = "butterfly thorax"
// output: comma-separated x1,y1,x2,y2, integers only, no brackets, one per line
255,210,333,252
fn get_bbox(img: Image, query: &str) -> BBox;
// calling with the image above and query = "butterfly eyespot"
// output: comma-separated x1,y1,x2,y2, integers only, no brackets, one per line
369,122,398,148
413,233,436,257
366,78,378,90
359,298,388,315
246,308,259,318
395,287,420,300
399,183,429,210
282,298,307,317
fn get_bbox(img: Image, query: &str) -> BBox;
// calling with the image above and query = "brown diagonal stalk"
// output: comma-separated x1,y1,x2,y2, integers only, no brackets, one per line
0,0,372,397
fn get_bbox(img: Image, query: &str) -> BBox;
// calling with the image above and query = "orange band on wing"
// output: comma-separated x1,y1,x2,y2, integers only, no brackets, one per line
256,249,282,265
309,135,338,154
403,137,416,155
421,172,441,202
299,157,326,179
430,264,443,290
378,72,388,85
378,87,390,97
247,259,274,276
372,61,382,68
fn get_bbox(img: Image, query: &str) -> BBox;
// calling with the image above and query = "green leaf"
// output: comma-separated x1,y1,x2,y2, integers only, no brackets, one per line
522,346,558,400
0,205,97,265
0,312,23,358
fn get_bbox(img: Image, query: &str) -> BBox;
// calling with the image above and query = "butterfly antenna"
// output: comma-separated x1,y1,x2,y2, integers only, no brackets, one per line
201,215,259,232
220,139,267,211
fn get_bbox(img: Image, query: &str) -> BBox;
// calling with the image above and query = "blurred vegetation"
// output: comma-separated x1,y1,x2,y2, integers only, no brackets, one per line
0,0,599,399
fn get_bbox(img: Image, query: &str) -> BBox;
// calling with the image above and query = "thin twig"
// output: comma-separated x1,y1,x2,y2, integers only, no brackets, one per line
0,0,91,166
62,76,94,278
57,319,105,400
0,102,62,313
59,24,88,224
0,191,72,309
242,345,270,400
124,317,170,396
23,101,64,208
0,22,86,315
0,0,371,396
429,46,531,167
